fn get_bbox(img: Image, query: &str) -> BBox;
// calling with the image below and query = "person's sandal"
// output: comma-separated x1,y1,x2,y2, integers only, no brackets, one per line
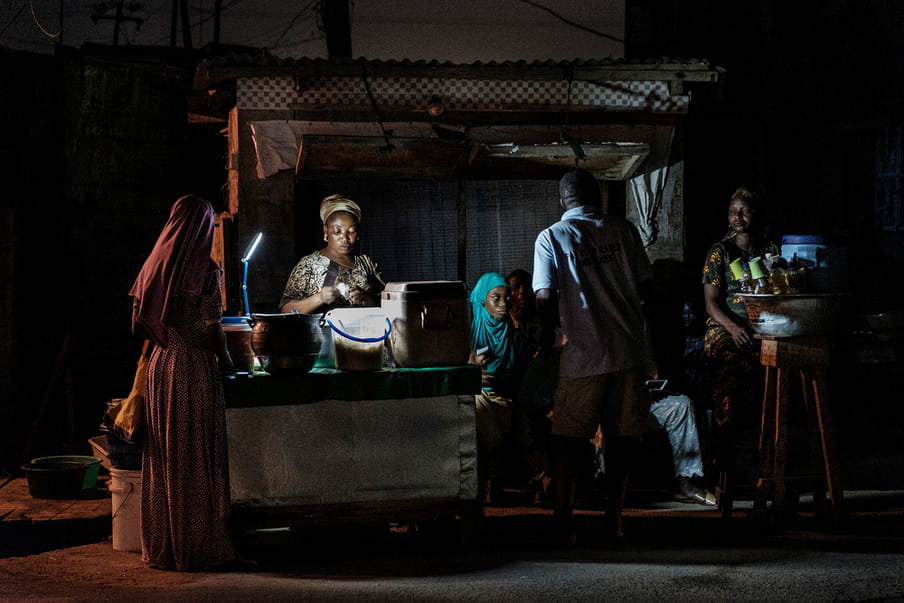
674,476,717,506
686,489,717,506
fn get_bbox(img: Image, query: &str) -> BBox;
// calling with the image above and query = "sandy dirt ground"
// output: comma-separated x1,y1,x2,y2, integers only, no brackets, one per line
3,477,904,601
0,541,200,599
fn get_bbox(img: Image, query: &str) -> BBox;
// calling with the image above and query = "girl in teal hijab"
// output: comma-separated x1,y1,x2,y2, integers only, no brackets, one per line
469,272,517,387
470,272,517,502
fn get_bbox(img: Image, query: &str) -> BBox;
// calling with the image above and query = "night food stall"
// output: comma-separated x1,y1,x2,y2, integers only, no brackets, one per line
188,57,722,534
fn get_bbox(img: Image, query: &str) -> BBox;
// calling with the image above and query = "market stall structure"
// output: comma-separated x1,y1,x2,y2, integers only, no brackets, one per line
184,56,723,531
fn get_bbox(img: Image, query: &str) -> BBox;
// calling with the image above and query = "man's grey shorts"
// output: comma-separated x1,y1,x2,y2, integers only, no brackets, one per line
551,367,649,439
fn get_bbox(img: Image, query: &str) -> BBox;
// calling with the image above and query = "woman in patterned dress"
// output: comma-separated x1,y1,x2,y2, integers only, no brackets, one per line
279,194,384,313
700,187,779,502
130,194,238,571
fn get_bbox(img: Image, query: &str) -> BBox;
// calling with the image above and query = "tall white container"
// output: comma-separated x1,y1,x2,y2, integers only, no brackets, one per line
108,468,142,552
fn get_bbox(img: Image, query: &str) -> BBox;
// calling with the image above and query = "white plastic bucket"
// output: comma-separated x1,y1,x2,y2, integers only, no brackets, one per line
108,467,142,552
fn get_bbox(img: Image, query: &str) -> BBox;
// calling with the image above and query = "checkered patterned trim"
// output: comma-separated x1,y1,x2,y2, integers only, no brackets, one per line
236,76,689,112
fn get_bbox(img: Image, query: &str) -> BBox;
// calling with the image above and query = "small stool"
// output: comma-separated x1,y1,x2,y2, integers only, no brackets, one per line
752,335,844,525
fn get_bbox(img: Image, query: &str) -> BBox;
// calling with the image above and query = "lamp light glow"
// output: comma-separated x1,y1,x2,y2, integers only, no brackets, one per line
241,232,264,317
241,232,263,262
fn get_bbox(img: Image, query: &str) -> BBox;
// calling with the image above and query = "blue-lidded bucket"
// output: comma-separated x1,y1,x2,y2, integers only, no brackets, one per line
781,234,849,292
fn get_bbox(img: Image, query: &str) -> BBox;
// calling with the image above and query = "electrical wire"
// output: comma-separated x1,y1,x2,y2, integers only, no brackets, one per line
268,34,325,53
518,0,624,44
30,0,61,38
148,0,291,47
560,64,586,165
360,60,393,153
273,0,318,46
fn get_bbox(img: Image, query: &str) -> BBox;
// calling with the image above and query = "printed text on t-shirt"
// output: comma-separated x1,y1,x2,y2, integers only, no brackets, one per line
567,243,622,267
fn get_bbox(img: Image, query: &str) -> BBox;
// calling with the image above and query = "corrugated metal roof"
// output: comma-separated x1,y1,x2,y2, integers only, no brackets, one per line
202,54,717,69
196,54,723,87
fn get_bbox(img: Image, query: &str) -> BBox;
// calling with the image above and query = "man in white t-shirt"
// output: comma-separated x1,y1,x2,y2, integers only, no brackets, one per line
533,168,654,544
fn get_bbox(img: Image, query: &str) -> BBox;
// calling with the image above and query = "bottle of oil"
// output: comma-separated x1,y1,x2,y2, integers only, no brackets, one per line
765,253,792,294
770,265,792,294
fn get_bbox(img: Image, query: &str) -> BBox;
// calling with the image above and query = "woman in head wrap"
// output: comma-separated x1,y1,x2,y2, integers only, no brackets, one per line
279,194,385,314
469,272,530,503
129,195,238,571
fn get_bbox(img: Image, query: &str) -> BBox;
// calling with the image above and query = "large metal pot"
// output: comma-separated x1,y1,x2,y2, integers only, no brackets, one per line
249,313,324,373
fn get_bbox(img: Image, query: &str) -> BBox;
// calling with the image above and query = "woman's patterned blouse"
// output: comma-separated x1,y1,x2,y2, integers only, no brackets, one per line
279,252,384,309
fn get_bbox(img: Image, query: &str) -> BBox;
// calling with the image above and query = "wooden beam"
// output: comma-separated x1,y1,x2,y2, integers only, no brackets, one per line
295,135,474,180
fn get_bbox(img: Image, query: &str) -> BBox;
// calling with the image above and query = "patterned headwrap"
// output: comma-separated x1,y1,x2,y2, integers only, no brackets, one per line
129,195,216,347
469,272,515,375
319,194,362,224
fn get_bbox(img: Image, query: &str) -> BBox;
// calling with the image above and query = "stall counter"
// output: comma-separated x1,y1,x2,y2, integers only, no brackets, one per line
224,366,481,531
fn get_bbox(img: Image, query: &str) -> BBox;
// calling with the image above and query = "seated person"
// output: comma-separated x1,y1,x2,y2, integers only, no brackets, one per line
594,382,716,506
507,268,556,502
507,269,543,345
468,272,531,504
680,295,712,409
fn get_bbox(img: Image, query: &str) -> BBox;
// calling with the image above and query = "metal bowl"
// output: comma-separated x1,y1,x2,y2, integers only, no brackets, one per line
740,293,851,338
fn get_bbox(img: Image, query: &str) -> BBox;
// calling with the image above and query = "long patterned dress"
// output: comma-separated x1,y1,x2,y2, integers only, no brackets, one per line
700,235,779,488
141,269,236,571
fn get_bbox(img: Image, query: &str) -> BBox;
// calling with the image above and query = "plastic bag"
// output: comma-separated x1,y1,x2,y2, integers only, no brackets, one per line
103,340,152,444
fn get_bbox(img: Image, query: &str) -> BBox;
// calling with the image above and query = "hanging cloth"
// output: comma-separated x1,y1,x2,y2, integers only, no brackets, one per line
628,126,675,247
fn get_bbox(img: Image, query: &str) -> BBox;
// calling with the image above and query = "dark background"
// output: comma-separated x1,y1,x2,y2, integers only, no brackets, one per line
1,1,901,482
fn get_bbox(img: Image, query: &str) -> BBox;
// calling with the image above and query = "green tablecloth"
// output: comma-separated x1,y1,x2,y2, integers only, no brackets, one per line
224,365,482,408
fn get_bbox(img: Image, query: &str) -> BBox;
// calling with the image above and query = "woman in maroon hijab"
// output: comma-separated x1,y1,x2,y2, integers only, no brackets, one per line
129,195,237,571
